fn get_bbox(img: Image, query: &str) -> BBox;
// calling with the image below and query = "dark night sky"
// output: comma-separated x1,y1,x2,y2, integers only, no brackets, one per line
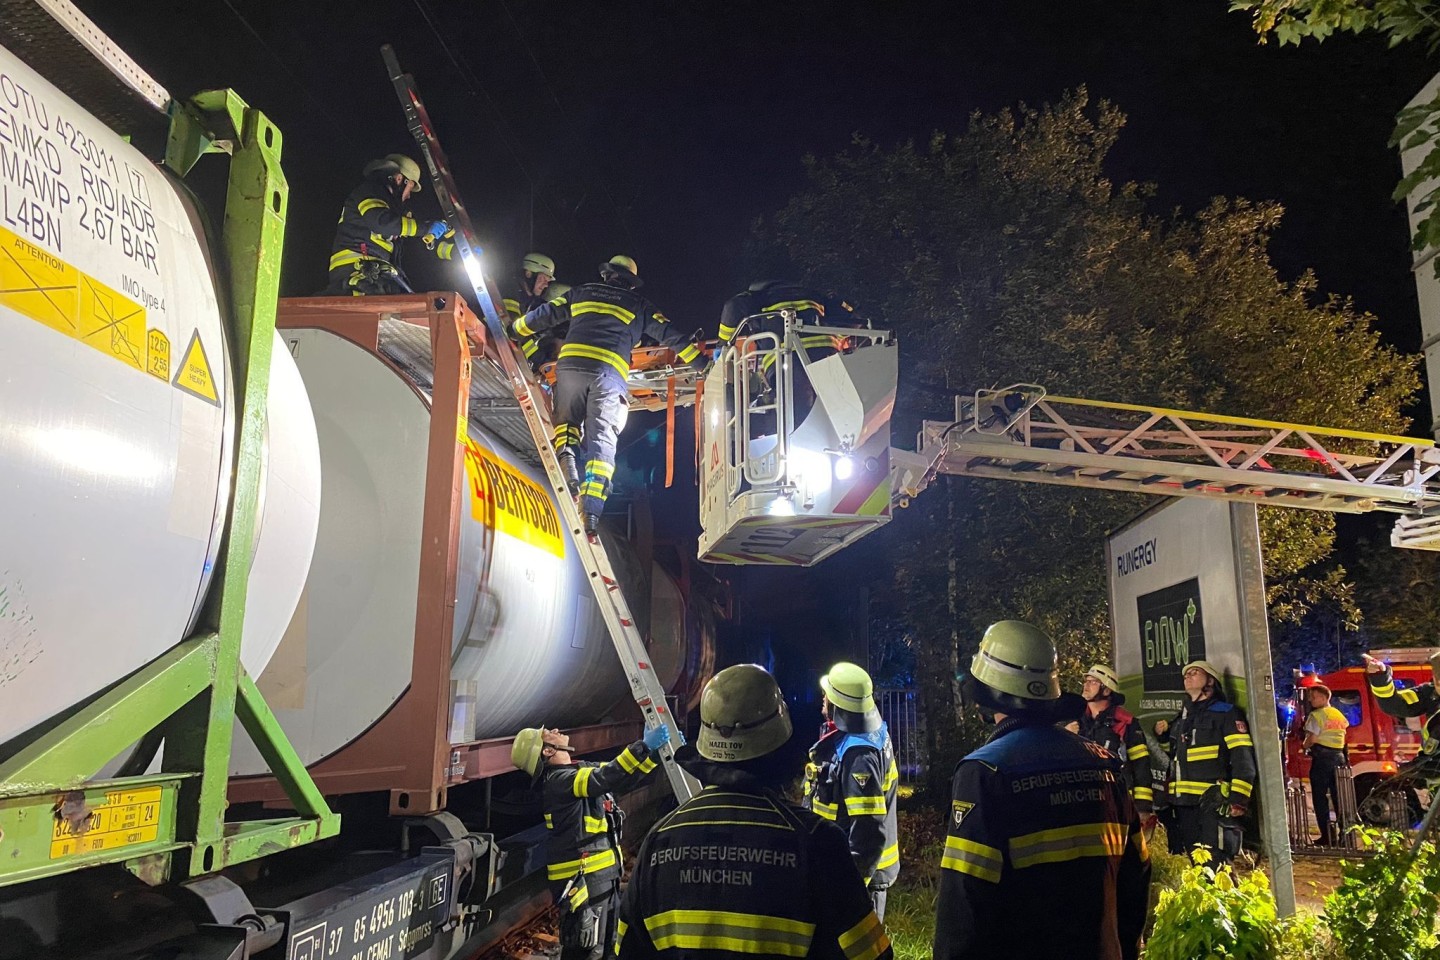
66,0,1440,672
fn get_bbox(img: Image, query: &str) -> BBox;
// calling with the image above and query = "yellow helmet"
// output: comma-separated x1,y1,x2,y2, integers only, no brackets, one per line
969,620,1060,702
697,665,792,762
522,252,556,278
599,255,642,288
1184,660,1223,685
1085,664,1122,692
511,727,546,778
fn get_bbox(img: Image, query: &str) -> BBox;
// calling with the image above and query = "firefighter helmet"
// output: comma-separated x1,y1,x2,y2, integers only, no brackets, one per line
546,282,572,300
697,664,792,762
968,620,1061,704
1085,664,1122,692
599,254,642,288
1184,660,1223,684
821,662,882,734
522,252,556,278
511,727,546,778
364,154,424,191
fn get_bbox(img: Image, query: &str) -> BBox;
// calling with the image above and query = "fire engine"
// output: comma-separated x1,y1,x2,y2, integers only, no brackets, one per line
1282,649,1436,824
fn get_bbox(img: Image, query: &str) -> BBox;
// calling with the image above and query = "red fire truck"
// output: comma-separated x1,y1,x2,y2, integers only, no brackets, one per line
1282,649,1436,824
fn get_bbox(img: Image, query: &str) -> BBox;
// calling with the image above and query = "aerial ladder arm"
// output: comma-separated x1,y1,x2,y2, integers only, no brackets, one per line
894,385,1440,550
381,47,697,801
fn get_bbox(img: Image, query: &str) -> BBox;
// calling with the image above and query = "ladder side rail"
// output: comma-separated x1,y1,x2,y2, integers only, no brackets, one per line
725,344,745,499
740,332,787,486
381,48,695,801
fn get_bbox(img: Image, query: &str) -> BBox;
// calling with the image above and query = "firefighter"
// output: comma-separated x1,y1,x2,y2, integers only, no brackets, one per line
718,279,827,346
502,252,559,367
934,621,1150,960
1152,660,1257,864
803,662,901,919
1077,664,1155,819
325,154,454,296
616,664,891,960
512,256,703,534
1362,651,1440,764
511,723,671,960
1300,680,1349,845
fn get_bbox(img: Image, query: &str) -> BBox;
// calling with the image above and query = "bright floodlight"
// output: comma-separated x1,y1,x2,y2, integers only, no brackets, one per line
766,496,796,517
834,455,855,481
462,251,486,287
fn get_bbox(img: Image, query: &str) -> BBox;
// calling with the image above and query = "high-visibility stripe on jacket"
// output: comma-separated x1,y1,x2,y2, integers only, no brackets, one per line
1077,704,1155,813
933,719,1150,960
539,741,658,888
718,281,827,344
617,773,892,960
1368,665,1440,753
328,175,451,279
803,724,902,889
516,282,695,379
1155,696,1257,809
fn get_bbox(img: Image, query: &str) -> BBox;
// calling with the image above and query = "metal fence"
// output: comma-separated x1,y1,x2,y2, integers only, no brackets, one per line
1284,765,1373,853
876,687,925,784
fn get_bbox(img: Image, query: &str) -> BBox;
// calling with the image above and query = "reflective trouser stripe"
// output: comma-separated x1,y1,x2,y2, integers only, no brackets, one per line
643,910,816,956
572,301,636,323
1127,743,1150,760
1186,746,1220,761
553,424,581,449
329,249,369,270
875,842,900,870
940,836,1003,883
558,342,629,377
845,796,887,816
812,801,838,821
1224,734,1254,749
1009,821,1127,868
839,911,890,960
546,847,617,879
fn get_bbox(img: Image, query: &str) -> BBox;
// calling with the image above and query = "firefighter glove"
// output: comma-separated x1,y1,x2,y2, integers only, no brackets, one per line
421,220,450,247
643,723,671,752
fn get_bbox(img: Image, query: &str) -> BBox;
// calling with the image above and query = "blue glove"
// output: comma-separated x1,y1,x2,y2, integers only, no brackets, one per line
643,723,671,752
422,220,450,246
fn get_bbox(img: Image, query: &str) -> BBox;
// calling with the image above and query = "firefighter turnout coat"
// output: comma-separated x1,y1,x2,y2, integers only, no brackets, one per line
1367,664,1440,755
934,718,1151,960
1156,696,1257,811
514,282,699,379
1077,705,1155,815
718,281,827,344
540,740,660,896
327,177,453,284
803,726,902,889
617,758,892,960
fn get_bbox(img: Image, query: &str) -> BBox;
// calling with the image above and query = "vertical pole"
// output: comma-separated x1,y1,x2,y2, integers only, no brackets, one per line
1231,503,1295,914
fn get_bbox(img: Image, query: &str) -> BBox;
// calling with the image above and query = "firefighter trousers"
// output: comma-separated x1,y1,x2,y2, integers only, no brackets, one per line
559,878,618,960
869,886,887,921
554,360,628,519
1310,747,1346,845
1167,802,1241,865
325,260,411,296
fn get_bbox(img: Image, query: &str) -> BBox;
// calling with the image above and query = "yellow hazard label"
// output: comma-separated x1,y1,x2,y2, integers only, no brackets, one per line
50,787,163,859
172,329,220,406
77,273,146,372
146,328,170,381
0,229,78,335
463,437,564,557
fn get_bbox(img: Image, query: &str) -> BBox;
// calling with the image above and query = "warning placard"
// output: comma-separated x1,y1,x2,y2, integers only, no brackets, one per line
49,786,164,859
171,329,219,405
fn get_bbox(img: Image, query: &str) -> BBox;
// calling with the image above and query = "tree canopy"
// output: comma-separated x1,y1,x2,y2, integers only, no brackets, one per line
753,90,1420,792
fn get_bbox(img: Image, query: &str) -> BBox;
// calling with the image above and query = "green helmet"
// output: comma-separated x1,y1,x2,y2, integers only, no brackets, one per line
821,662,875,714
522,252,556,278
364,154,424,191
512,727,546,778
969,620,1061,703
697,664,793,762
546,282,572,300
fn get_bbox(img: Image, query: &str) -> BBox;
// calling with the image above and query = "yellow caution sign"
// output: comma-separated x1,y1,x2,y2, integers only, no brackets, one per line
49,786,163,859
78,274,146,373
0,228,78,336
172,329,219,406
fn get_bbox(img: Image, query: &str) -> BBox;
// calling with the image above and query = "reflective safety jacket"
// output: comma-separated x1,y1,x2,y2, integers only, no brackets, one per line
718,281,827,344
327,176,454,276
1367,665,1440,753
934,719,1150,960
1077,704,1155,814
1156,696,1257,811
503,276,556,361
540,740,659,891
803,724,901,889
616,758,892,960
514,282,699,379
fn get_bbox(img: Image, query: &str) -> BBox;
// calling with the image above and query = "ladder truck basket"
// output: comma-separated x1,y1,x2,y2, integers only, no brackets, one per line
697,312,898,566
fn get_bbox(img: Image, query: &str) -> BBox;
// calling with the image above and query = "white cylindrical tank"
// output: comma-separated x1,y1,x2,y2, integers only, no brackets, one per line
231,326,694,774
0,45,320,750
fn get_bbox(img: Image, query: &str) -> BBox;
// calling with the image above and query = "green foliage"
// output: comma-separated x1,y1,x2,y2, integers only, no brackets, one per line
883,806,947,960
1229,0,1440,272
1324,829,1440,959
1145,848,1329,959
756,90,1419,764
1352,534,1440,647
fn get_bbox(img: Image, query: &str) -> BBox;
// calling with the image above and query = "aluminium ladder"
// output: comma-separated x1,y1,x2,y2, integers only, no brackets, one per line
382,47,697,801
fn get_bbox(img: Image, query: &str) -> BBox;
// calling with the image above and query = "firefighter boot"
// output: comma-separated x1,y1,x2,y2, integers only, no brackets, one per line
584,512,601,537
558,449,580,495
